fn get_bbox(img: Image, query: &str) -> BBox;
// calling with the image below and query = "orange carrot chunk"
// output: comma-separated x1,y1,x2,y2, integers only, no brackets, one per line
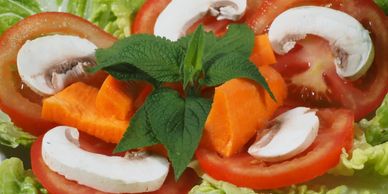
41,82,129,143
250,34,277,67
202,66,287,157
95,75,152,120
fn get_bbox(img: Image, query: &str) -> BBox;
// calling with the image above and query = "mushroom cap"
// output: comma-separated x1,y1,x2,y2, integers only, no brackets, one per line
268,6,374,80
42,126,170,193
17,35,97,96
154,0,247,41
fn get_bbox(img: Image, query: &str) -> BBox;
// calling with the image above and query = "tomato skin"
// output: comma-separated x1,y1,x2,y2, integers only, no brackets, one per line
132,0,172,34
133,0,265,35
31,135,111,194
196,109,354,189
247,0,388,120
31,132,199,194
0,12,117,135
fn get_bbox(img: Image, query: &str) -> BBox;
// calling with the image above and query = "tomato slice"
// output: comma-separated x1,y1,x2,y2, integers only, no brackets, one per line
31,133,200,194
132,0,172,34
196,109,354,189
132,0,264,35
0,12,116,135
247,0,388,120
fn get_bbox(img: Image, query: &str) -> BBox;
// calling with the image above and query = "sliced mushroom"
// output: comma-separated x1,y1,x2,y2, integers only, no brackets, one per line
17,35,97,96
154,0,247,41
248,107,319,162
42,126,170,193
268,6,374,80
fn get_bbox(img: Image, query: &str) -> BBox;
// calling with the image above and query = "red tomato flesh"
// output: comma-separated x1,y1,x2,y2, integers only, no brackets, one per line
196,109,354,189
247,0,388,120
133,0,265,35
0,12,116,135
31,133,200,194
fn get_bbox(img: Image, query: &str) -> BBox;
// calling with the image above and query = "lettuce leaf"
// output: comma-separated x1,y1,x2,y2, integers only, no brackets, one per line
359,94,388,146
0,157,47,194
189,174,256,194
330,128,388,177
38,0,145,38
0,110,36,148
0,0,41,34
190,173,388,194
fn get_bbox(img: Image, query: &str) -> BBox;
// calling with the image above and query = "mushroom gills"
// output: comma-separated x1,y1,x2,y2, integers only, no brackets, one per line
17,35,98,96
42,126,170,193
248,107,319,162
47,56,96,92
154,0,247,41
268,6,374,80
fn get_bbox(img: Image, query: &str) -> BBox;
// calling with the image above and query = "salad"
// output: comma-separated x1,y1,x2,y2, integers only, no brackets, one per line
0,0,387,193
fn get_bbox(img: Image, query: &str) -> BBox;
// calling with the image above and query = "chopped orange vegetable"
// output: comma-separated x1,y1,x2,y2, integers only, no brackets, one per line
95,76,152,120
202,66,287,157
250,34,277,67
41,82,129,143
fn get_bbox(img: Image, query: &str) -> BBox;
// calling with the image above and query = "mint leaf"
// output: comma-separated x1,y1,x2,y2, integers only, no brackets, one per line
104,65,160,86
91,34,185,83
177,30,217,52
374,0,388,15
144,88,211,179
202,54,275,100
182,25,205,88
114,98,159,153
116,87,211,178
102,24,276,180
203,24,254,68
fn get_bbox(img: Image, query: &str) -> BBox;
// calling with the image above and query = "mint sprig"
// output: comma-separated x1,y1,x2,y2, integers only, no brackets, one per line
92,24,274,180
89,34,184,84
182,25,205,89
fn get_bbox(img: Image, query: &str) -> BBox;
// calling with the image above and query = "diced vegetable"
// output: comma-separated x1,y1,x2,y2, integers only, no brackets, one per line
41,82,128,143
250,34,277,67
202,66,287,157
0,12,116,136
95,75,151,120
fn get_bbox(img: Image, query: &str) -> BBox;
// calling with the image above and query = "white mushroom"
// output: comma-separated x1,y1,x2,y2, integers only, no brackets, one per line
42,126,169,193
17,35,97,96
154,0,247,41
268,6,374,80
248,107,319,162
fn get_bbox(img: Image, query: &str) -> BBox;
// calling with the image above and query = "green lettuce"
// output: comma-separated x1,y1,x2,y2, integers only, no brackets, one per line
330,128,388,177
0,0,41,34
190,173,388,194
189,174,256,194
360,95,388,146
0,157,47,194
38,0,145,38
0,110,36,148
